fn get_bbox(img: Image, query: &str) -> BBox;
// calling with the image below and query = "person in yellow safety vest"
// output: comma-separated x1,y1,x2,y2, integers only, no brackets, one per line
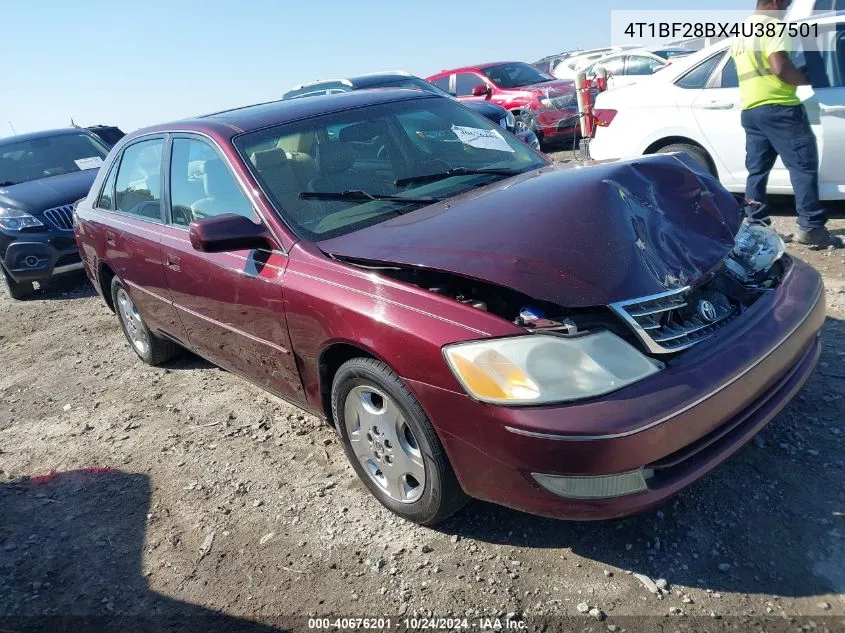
731,0,842,248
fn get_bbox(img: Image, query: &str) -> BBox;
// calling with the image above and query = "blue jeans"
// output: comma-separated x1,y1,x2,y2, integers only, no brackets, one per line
741,104,827,231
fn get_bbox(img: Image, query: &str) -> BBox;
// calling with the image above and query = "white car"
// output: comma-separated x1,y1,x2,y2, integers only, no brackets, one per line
552,46,638,80
590,14,845,201
579,50,669,90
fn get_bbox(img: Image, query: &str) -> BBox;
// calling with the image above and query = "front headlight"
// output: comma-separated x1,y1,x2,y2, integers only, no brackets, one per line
443,332,663,405
726,222,785,280
0,207,44,231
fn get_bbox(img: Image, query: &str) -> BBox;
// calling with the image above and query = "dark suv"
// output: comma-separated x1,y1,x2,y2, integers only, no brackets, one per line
0,128,110,299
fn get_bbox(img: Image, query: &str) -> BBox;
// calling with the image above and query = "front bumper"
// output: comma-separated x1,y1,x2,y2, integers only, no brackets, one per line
409,257,825,520
536,107,580,138
0,230,82,283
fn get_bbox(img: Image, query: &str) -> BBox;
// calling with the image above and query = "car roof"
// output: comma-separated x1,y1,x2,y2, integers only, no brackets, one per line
432,61,526,75
0,128,87,146
133,89,437,138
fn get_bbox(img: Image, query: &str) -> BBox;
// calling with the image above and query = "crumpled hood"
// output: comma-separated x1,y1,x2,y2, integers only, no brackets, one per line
318,154,743,308
0,169,98,214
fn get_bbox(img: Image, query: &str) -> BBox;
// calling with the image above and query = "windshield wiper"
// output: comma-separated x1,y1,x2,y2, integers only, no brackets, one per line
0,181,15,187
299,190,441,204
395,167,521,187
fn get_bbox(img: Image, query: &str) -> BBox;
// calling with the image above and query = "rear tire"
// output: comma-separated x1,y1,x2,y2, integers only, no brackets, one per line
655,143,715,176
332,357,468,525
111,276,178,366
1,265,34,300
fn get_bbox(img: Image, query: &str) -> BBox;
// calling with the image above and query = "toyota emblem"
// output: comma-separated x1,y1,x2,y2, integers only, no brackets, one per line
698,300,718,323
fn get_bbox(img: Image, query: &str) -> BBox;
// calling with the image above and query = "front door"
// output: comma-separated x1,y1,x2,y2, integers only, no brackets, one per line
160,135,304,403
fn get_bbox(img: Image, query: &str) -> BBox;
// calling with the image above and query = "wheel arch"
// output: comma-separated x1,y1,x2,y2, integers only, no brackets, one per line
97,260,117,312
643,136,719,178
318,341,382,427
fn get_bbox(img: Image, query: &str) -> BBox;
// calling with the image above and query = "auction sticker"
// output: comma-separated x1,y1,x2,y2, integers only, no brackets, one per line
74,156,104,170
450,125,514,153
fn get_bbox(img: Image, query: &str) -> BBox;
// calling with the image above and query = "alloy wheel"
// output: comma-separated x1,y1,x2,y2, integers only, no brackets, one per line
343,385,426,504
116,288,149,356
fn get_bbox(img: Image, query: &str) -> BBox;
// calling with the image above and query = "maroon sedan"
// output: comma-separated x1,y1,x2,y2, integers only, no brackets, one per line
73,90,824,525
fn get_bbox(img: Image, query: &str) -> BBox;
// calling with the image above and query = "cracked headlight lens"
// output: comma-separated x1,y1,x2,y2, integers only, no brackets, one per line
727,222,785,279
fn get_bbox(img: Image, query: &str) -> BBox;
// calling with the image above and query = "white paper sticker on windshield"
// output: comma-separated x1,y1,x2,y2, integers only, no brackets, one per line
74,156,104,170
450,125,514,153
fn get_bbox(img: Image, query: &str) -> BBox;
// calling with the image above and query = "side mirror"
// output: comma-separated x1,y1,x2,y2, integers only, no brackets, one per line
471,84,490,97
188,214,275,253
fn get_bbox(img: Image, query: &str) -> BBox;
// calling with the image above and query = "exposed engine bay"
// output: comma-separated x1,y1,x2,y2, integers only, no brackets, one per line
338,222,789,358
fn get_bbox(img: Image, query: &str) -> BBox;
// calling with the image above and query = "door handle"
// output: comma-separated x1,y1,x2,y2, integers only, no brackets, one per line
701,101,734,110
164,254,181,272
105,231,116,246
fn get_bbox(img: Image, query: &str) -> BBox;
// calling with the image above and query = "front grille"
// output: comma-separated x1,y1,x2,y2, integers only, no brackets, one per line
547,95,576,109
43,204,75,231
610,286,738,354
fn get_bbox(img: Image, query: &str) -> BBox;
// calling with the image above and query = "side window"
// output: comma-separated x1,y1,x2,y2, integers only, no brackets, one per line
455,72,483,96
114,139,164,220
430,76,451,94
717,57,739,88
675,52,725,89
625,56,665,76
596,56,625,76
169,138,254,227
97,160,119,210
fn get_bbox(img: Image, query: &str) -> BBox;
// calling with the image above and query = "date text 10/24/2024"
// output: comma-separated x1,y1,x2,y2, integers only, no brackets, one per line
308,617,527,630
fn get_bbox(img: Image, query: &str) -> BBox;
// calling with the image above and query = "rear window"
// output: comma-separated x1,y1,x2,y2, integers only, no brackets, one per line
675,52,725,89
234,97,546,241
0,132,109,186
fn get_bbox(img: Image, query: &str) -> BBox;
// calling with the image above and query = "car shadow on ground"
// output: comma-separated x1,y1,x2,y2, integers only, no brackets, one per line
0,469,287,632
160,350,217,372
437,315,845,601
26,271,96,302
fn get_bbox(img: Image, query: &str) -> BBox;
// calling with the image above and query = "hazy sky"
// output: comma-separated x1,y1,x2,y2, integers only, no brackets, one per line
2,0,742,136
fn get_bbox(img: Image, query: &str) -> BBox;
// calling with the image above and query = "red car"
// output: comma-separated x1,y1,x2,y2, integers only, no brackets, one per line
426,61,579,147
74,90,823,526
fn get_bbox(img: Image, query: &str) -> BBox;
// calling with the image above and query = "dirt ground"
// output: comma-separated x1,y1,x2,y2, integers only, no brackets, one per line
1,201,844,632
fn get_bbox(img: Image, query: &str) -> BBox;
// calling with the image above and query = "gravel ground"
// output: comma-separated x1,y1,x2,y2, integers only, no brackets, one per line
1,196,844,632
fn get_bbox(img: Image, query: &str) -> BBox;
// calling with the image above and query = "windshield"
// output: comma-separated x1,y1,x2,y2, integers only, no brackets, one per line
0,132,109,186
482,62,555,88
234,96,547,240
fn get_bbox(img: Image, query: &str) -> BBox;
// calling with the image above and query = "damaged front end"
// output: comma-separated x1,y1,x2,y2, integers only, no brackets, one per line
321,153,789,369
611,223,788,355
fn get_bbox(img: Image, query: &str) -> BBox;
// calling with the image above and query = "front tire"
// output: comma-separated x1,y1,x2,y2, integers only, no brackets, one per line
515,112,544,149
332,358,468,525
111,276,178,366
1,265,34,300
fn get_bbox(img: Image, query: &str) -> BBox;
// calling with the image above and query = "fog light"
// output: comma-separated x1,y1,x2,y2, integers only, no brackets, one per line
531,469,653,499
24,256,40,267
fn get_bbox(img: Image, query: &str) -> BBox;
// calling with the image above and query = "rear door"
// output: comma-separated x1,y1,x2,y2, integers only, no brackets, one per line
688,50,747,187
159,134,304,401
95,136,183,338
